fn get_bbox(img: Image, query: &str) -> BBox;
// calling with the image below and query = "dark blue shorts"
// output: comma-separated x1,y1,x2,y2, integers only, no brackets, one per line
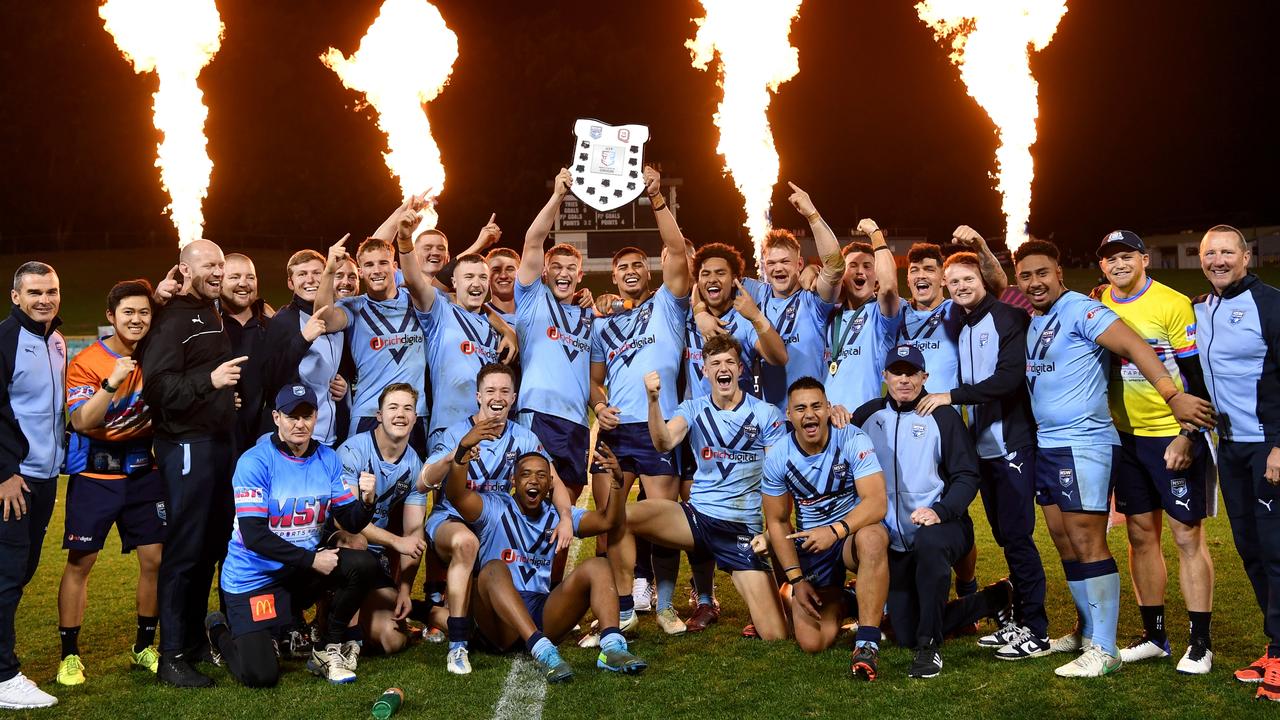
225,584,294,637
520,590,549,631
681,503,770,573
593,422,675,477
63,471,166,553
1112,432,1209,524
796,537,848,589
357,416,428,458
677,440,696,482
518,411,589,488
1034,445,1115,513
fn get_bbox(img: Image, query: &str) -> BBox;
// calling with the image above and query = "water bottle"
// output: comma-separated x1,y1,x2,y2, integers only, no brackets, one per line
371,688,404,719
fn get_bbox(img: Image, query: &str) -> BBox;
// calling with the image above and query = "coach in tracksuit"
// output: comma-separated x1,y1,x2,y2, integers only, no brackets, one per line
141,239,248,688
918,251,1048,658
852,344,1010,679
0,262,65,709
1193,226,1280,692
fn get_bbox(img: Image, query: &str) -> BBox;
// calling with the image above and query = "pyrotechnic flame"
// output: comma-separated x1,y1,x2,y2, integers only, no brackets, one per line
916,0,1067,250
688,0,802,262
322,0,457,230
99,0,224,248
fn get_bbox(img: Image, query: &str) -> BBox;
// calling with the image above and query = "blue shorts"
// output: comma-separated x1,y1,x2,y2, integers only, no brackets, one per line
796,537,848,589
1113,432,1209,524
425,508,465,547
677,440,696,482
518,411,589,488
358,416,428,458
63,471,166,553
225,584,293,637
1035,445,1116,513
681,503,770,573
593,422,675,477
520,590,549,631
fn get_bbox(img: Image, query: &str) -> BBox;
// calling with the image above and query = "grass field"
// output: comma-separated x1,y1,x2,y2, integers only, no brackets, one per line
5,250,1280,718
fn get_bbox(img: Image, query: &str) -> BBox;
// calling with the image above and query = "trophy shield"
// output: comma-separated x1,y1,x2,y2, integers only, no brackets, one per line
569,119,650,212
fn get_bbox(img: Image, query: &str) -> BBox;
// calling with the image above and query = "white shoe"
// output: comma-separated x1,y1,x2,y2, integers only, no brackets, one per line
978,621,1023,648
632,578,654,613
1054,646,1122,678
655,607,687,635
0,673,57,709
994,628,1052,660
307,644,357,684
1176,644,1213,675
1049,631,1084,654
1118,636,1170,663
446,646,472,675
339,640,361,671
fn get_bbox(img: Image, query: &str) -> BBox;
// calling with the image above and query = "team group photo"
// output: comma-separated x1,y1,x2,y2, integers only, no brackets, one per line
2,1,1277,718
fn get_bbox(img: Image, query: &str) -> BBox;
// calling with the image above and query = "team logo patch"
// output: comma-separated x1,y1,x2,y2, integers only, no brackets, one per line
1086,308,1099,319
1185,323,1197,340
735,535,752,551
1170,478,1188,498
249,593,277,623
1058,468,1074,487
1107,230,1125,242
292,386,305,396
1231,310,1246,324
832,461,850,479
852,314,867,334
742,423,760,441
1040,328,1056,344
911,423,926,438
155,500,167,523
589,125,602,140
569,118,650,212
979,332,989,347
897,346,910,357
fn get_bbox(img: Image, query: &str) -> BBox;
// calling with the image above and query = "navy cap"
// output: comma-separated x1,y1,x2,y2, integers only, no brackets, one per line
1096,230,1146,258
275,384,318,414
884,344,926,373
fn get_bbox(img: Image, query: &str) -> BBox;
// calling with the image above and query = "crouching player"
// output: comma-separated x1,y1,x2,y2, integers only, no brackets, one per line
205,385,377,687
445,425,646,682
762,377,890,679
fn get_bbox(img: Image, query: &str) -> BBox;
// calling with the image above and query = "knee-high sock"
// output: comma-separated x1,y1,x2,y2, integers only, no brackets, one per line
1062,561,1093,641
634,536,654,582
691,557,716,605
1080,558,1120,656
652,545,680,612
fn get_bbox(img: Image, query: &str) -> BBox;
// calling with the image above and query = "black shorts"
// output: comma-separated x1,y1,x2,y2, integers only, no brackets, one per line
63,470,166,553
518,411,589,488
593,422,675,477
681,503,770,573
1112,432,1209,524
796,537,848,589
225,584,294,637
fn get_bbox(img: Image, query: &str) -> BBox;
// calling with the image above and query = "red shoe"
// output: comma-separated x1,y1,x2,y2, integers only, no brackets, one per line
741,624,759,639
1236,651,1278,684
686,603,721,633
1260,662,1280,701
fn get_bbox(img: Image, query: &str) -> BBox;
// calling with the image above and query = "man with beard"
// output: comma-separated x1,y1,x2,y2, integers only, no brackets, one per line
824,222,901,411
486,247,519,324
331,254,359,446
0,262,66,709
1014,240,1214,678
416,364,572,675
56,281,165,686
141,239,247,687
221,254,272,454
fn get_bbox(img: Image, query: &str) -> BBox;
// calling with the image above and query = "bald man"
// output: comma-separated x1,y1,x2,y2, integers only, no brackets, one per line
140,239,245,688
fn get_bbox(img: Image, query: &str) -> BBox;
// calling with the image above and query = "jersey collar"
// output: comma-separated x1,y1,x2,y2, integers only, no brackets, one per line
1107,277,1152,304
271,432,319,459
9,306,61,338
886,392,924,414
1217,272,1259,300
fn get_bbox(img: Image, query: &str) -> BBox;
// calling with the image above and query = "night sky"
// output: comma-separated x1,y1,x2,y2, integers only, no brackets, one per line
1,1,1277,262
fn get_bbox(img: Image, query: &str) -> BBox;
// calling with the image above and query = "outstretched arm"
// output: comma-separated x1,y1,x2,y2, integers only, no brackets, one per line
862,218,899,317
394,198,439,313
519,169,573,287
1096,319,1216,430
647,167,691,299
787,182,843,304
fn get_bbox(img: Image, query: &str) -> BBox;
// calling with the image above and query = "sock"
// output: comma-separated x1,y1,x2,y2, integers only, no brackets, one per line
134,615,158,654
341,625,364,643
599,627,626,654
955,577,979,598
1062,561,1093,641
447,617,471,651
409,598,434,624
692,559,716,607
619,593,635,623
528,634,558,666
634,537,654,583
652,546,679,612
1138,604,1166,645
1079,558,1120,656
854,625,880,650
1187,611,1212,649
59,626,81,658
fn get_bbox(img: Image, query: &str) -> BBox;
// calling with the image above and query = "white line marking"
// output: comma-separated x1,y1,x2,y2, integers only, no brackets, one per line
492,657,546,720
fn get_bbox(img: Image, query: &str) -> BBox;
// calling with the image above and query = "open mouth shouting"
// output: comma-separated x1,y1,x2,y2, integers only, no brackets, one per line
704,281,725,304
800,417,822,442
714,370,734,393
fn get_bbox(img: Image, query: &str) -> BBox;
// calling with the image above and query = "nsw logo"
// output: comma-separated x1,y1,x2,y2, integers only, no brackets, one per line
742,423,760,441
1058,468,1074,488
911,423,926,439
1170,478,1188,498
979,332,989,347
1231,309,1246,325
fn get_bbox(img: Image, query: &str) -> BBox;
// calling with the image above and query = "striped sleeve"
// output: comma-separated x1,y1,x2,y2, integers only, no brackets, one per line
1166,289,1199,358
232,452,271,518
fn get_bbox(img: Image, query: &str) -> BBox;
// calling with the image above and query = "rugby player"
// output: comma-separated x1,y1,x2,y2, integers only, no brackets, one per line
486,247,519,323
1014,240,1214,677
56,280,165,685
824,221,900,411
446,431,646,682
762,378,889,678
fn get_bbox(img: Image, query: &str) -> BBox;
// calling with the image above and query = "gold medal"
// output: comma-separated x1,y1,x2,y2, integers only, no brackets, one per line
829,361,839,375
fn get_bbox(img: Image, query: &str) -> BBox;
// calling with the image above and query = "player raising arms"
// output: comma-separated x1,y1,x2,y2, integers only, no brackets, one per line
445,429,645,683
1014,240,1214,678
825,222,901,411
633,335,790,640
762,378,889,678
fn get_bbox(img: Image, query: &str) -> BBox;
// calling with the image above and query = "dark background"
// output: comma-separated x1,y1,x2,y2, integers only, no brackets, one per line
1,1,1276,264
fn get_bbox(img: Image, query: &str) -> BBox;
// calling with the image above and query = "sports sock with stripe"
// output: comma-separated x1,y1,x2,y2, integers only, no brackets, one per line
1080,558,1120,656
527,633,559,666
1138,604,1166,646
619,593,635,623
1187,610,1212,650
447,617,471,652
1062,561,1093,641
59,626,81,659
599,627,626,653
854,625,880,650
652,545,679,612
691,559,716,607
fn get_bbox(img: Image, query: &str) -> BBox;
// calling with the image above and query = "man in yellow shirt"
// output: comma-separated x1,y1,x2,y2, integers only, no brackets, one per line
1096,230,1215,674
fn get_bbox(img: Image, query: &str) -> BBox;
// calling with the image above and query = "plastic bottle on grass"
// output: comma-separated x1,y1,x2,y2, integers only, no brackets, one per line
372,688,404,719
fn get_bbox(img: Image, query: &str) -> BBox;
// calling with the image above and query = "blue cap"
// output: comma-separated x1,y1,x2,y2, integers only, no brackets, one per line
274,383,318,414
1096,229,1146,258
884,343,926,373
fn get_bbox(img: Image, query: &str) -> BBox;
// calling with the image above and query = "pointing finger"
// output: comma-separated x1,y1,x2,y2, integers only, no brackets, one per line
227,355,250,367
787,181,801,193
488,212,497,225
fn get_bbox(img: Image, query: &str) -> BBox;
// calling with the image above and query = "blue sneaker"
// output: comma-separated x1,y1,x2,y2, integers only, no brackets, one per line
533,645,573,683
597,648,647,675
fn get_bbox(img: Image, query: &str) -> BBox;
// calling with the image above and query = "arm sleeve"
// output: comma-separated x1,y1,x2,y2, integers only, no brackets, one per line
1175,356,1209,401
847,429,884,479
1078,300,1121,343
139,314,217,414
671,398,697,426
931,408,981,522
65,350,98,415
760,406,787,448
0,337,26,478
949,309,1029,405
760,448,788,497
329,453,368,533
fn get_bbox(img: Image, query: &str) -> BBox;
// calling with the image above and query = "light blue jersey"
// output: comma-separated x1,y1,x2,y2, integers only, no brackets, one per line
825,300,899,411
418,294,504,439
513,278,593,426
591,285,689,422
683,308,759,399
335,430,425,554
336,290,426,427
762,425,882,531
1026,290,1121,448
426,418,548,521
473,493,586,594
744,278,834,411
896,299,962,393
672,393,786,527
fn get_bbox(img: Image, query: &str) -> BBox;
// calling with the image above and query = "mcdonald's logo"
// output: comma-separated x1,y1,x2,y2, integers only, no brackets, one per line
249,593,277,623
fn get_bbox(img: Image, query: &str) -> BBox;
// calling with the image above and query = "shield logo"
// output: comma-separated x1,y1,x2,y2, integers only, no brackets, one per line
911,423,926,438
897,346,910,357
979,332,989,347
1231,309,1245,324
1170,478,1188,498
1058,468,1073,487
570,118,650,212
742,423,760,441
